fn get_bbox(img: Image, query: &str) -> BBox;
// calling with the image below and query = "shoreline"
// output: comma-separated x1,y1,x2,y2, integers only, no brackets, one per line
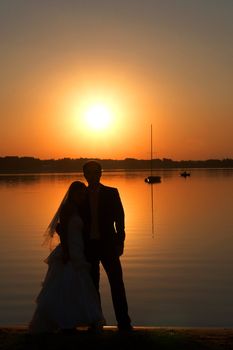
1,326,233,349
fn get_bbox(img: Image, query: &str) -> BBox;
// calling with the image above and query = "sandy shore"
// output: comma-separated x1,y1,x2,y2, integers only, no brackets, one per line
1,326,233,349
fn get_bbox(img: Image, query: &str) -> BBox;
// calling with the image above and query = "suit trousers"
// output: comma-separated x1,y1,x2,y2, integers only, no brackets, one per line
86,240,131,327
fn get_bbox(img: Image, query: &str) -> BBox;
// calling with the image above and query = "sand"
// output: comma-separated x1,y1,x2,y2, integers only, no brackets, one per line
1,326,233,350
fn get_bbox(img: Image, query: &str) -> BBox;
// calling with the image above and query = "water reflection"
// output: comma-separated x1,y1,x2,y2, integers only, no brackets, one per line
146,183,159,239
0,174,41,186
0,173,84,187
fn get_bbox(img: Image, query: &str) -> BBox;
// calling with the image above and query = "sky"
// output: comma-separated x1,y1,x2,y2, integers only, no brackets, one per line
0,0,232,160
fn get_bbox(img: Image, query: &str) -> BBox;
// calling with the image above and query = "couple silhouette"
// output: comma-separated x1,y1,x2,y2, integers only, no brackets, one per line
29,161,132,333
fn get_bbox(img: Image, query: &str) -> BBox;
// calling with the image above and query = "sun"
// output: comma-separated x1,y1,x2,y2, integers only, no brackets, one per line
68,93,120,135
84,104,112,130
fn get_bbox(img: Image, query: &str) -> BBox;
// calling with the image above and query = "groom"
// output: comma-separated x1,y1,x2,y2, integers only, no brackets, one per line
82,160,132,331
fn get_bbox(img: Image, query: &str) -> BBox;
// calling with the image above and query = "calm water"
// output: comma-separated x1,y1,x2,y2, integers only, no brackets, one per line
0,169,233,327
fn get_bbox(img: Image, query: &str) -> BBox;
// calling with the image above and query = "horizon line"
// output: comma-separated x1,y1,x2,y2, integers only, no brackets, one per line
0,155,233,162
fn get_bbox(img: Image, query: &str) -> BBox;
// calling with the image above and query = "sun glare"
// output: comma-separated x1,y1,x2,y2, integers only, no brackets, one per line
85,104,112,130
69,92,123,136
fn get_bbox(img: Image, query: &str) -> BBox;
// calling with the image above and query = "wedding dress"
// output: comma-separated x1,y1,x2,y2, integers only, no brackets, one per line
29,214,105,333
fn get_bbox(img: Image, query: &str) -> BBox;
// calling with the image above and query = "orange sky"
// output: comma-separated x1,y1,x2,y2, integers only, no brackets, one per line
0,1,232,160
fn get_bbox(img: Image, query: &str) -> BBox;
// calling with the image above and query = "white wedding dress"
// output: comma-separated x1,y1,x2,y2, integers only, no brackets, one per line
29,214,104,333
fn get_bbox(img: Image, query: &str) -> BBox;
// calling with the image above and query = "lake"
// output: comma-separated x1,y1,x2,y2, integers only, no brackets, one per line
0,169,233,327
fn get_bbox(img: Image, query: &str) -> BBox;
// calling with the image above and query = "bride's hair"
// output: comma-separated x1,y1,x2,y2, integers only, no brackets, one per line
42,181,86,248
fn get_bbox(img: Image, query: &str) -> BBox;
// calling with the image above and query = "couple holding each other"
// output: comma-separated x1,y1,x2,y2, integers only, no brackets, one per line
29,160,132,333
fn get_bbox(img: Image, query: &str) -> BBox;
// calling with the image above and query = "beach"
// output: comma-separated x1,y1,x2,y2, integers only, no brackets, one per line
1,326,233,350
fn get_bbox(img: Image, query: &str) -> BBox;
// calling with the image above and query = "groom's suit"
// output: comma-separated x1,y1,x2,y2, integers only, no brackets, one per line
95,184,125,245
84,183,131,328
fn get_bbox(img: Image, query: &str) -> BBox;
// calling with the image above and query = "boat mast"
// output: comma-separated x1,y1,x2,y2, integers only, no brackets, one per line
150,124,153,176
145,123,161,184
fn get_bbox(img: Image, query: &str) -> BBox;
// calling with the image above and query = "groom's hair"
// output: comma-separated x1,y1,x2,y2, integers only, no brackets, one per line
82,160,102,172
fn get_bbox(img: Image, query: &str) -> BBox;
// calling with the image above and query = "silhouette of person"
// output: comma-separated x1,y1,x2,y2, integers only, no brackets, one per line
29,181,105,334
82,160,132,331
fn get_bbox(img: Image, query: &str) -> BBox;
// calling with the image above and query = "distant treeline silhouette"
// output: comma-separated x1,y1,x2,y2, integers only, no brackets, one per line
0,156,233,173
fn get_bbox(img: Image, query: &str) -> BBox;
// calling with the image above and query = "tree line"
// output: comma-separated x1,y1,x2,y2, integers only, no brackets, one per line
0,156,233,173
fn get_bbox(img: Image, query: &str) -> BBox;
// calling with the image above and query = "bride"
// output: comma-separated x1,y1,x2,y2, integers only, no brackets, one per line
29,181,105,333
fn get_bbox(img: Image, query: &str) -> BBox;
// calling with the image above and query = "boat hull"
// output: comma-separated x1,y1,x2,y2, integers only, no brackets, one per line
145,176,161,184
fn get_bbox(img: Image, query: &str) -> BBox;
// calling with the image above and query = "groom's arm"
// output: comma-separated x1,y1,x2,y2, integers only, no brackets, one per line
113,189,126,255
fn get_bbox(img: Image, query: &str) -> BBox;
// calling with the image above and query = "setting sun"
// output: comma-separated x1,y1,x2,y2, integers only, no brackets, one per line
85,104,112,130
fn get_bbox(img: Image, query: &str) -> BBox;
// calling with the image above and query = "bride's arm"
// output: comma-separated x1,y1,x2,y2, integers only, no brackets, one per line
59,205,71,263
60,232,70,263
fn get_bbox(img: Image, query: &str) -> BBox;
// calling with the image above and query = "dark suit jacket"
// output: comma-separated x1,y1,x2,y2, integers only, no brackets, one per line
85,184,125,247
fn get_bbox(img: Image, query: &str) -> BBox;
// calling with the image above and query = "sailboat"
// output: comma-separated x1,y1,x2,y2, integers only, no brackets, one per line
144,124,161,184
